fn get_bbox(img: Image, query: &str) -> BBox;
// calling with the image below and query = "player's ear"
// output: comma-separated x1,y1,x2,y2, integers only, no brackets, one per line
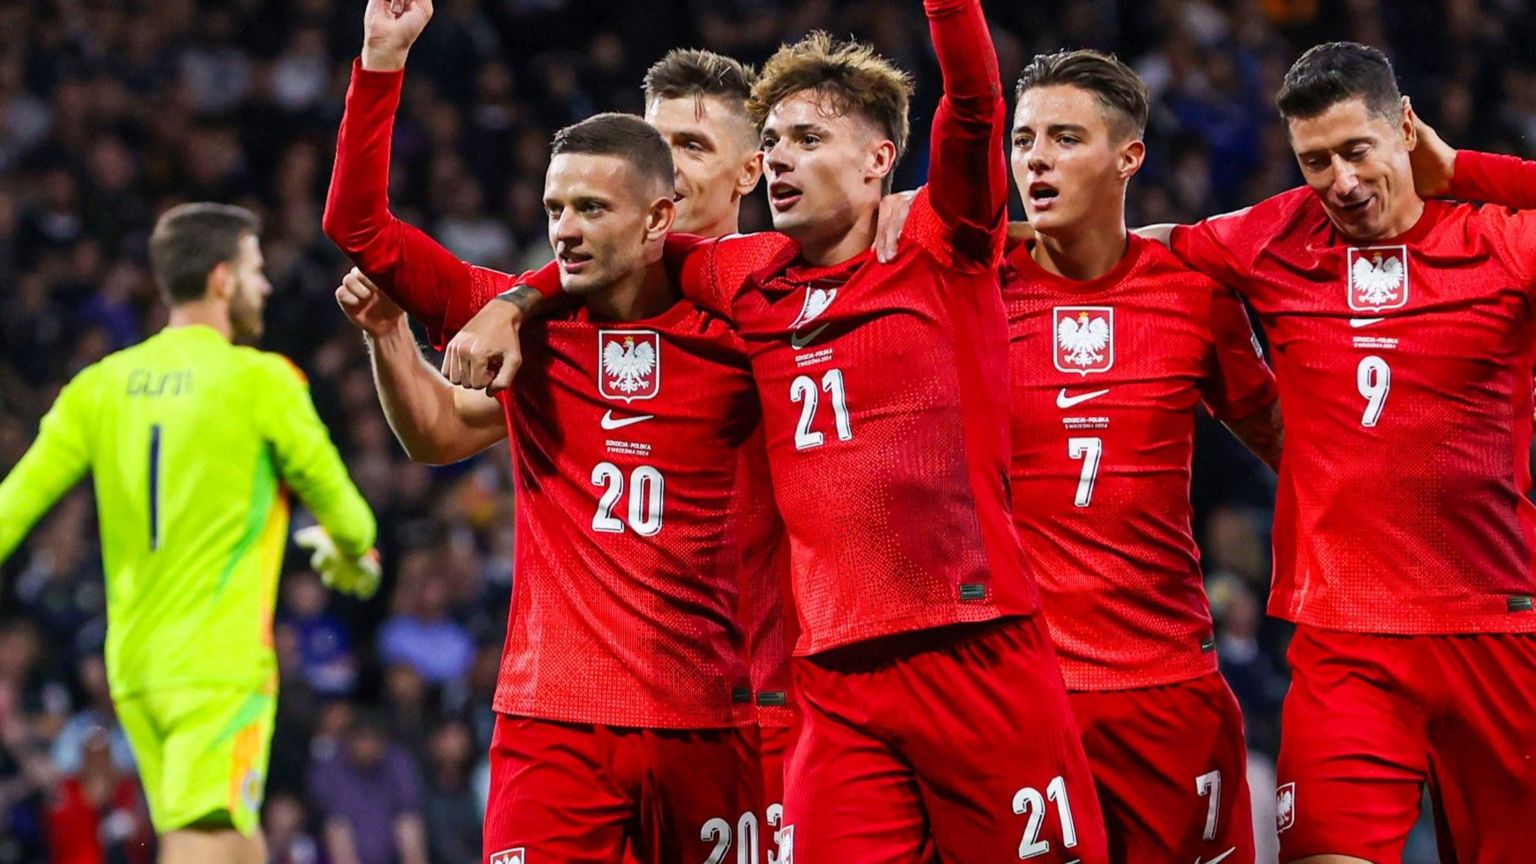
645,194,676,242
1119,138,1147,181
736,149,765,198
205,260,234,301
1399,95,1417,150
866,139,898,186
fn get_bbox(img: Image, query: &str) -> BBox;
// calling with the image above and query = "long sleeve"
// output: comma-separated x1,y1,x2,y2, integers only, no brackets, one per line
1449,149,1536,209
0,369,96,563
324,61,515,347
923,0,1008,267
257,357,376,558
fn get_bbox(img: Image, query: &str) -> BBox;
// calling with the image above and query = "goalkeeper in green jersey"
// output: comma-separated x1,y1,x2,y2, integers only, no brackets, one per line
0,203,379,864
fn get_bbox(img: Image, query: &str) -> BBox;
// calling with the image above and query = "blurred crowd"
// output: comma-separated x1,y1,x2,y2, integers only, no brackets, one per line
3,0,1528,861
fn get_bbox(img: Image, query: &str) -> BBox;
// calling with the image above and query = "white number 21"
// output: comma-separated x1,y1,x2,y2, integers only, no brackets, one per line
1014,775,1078,859
791,368,853,450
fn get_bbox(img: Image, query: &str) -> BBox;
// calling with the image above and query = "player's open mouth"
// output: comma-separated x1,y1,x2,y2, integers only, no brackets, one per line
1336,194,1373,213
1028,182,1059,208
559,251,593,273
769,182,802,211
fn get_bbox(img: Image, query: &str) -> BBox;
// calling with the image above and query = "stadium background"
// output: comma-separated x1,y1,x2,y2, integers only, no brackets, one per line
0,0,1515,861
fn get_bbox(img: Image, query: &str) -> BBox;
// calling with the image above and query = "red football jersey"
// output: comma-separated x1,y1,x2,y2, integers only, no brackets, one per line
736,430,794,728
325,63,768,727
517,0,1033,654
1171,188,1536,634
1003,236,1277,691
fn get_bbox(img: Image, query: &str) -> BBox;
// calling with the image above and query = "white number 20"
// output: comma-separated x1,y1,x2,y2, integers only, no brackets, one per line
1014,775,1079,859
591,462,664,536
702,811,760,864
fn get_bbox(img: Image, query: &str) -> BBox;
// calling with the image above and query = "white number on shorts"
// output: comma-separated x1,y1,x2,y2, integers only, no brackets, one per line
1196,769,1221,842
590,462,665,536
1067,437,1103,507
790,369,853,450
700,811,761,864
766,803,786,864
1013,775,1079,859
1356,355,1391,427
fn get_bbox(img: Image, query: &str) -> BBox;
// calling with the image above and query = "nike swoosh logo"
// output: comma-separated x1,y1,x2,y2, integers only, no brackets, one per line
1056,387,1110,409
790,323,831,349
1196,848,1237,864
1348,317,1385,328
600,410,655,430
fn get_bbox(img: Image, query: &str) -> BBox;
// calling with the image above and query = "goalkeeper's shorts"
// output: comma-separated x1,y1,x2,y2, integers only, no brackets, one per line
117,676,277,836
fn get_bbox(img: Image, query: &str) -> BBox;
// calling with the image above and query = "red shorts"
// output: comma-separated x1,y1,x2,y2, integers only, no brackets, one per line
484,714,763,864
1277,626,1536,863
1068,672,1253,864
783,616,1108,864
759,722,792,864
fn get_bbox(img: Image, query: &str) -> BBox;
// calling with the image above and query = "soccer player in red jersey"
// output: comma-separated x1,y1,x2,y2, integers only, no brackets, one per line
640,50,796,846
448,2,1111,860
1003,50,1279,864
1145,42,1536,864
323,4,769,862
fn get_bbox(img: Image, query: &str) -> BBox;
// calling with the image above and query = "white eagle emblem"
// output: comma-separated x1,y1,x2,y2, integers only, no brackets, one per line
598,330,660,402
1053,306,1114,375
1275,783,1296,833
1347,245,1409,312
790,284,837,329
489,849,525,864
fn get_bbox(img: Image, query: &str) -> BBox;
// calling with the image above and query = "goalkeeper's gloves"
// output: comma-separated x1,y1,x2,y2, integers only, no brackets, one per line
293,525,381,600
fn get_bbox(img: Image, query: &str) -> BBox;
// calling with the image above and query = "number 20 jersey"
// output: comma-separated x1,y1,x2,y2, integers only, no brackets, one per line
493,298,762,729
1172,188,1536,634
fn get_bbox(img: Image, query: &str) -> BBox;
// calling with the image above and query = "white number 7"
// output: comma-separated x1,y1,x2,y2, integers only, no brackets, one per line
1067,437,1102,507
1196,769,1221,842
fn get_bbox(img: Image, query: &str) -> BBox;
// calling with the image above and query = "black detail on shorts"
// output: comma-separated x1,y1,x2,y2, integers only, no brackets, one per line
1508,594,1534,613
756,690,788,707
731,686,752,703
1200,636,1217,653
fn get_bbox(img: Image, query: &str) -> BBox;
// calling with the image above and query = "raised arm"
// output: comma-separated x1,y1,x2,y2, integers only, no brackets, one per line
0,370,95,564
336,269,507,464
923,0,1009,264
323,0,513,345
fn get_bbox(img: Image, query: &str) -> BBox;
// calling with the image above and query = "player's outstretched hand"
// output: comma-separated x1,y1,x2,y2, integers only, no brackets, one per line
335,268,407,339
294,525,382,600
361,0,434,72
874,189,919,263
1407,96,1456,199
441,296,524,394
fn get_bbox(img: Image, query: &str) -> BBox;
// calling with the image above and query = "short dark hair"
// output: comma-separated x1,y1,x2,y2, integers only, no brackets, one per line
1015,49,1149,139
148,203,260,305
642,49,755,108
1277,42,1402,122
549,113,674,196
750,31,914,193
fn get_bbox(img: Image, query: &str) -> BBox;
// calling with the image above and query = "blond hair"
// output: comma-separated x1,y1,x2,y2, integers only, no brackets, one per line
749,32,914,191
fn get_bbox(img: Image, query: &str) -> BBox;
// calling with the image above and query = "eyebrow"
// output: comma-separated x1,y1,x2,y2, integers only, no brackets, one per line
763,122,831,138
1012,122,1090,136
1296,136,1375,158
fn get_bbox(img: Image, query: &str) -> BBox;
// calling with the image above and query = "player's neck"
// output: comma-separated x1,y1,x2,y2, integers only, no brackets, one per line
585,260,677,321
167,301,233,341
798,204,877,267
1032,219,1130,282
695,211,740,241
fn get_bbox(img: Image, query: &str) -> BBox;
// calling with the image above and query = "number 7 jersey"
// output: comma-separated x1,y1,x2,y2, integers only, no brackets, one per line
1172,188,1536,634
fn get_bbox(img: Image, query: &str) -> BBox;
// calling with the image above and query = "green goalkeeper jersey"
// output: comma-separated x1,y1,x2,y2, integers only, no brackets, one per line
0,324,375,696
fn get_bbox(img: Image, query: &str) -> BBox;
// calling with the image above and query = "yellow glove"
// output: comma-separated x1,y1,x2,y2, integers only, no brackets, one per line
293,525,381,600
